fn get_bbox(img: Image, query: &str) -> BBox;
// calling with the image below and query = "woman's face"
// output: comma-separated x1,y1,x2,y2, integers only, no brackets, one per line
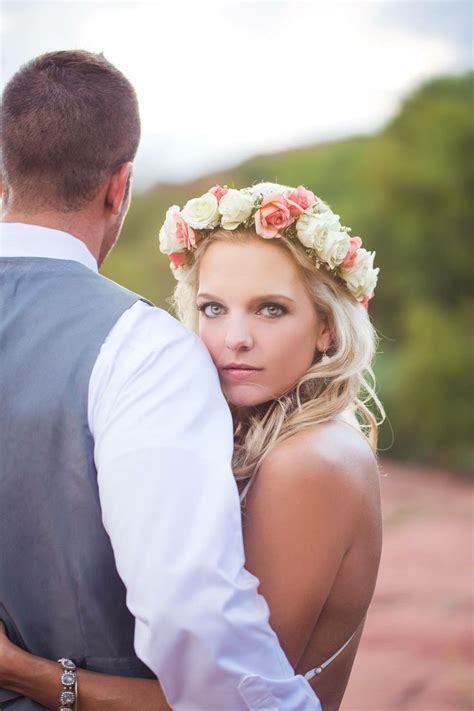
197,238,331,408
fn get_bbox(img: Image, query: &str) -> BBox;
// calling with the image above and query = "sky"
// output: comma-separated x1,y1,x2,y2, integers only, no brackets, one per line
1,0,472,190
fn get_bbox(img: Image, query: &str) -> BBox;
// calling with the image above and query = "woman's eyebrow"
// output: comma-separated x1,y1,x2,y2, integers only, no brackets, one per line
196,292,223,301
196,293,296,305
250,294,296,304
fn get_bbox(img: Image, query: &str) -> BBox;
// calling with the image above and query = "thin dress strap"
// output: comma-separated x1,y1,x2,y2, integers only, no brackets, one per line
304,631,357,682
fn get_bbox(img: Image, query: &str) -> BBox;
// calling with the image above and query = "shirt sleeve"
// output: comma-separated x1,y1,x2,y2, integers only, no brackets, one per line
89,301,321,711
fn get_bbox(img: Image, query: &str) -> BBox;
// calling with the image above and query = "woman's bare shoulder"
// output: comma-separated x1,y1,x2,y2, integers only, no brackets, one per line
250,420,380,556
260,419,380,496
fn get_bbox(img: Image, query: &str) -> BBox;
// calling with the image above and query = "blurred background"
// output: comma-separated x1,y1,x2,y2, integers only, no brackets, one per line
2,1,473,708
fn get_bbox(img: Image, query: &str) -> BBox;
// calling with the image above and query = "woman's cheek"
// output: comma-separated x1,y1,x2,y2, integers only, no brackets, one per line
199,323,222,364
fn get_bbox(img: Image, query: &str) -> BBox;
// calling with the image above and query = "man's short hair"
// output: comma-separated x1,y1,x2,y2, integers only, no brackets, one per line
1,50,141,211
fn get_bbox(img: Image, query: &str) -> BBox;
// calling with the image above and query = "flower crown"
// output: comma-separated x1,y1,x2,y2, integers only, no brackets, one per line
158,182,379,308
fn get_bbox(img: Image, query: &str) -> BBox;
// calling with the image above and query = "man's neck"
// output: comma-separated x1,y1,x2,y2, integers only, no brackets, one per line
2,210,103,262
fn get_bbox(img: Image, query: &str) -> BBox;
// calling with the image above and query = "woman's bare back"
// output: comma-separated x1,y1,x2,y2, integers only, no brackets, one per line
241,418,382,710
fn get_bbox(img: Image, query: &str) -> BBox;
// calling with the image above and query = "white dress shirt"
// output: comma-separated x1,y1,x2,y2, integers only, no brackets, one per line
1,223,320,711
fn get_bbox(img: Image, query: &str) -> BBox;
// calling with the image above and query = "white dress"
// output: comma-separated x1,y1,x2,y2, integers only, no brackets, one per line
239,477,356,682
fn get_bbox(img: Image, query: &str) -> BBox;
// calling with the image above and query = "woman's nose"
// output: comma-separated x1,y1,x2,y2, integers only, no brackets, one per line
224,322,254,351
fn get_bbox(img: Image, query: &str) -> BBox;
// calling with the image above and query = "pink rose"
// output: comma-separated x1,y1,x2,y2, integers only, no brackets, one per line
341,236,363,269
286,186,317,216
361,292,374,310
254,193,293,239
209,185,229,203
174,213,196,249
169,251,186,268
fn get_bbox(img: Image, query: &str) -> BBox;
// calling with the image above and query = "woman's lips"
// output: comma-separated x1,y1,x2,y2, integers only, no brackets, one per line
221,366,263,382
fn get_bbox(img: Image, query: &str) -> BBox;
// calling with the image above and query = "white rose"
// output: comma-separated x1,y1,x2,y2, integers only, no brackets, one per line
317,229,350,269
340,248,379,300
169,261,187,281
246,182,289,199
315,198,331,213
218,189,255,230
181,192,220,230
296,209,342,250
159,205,184,254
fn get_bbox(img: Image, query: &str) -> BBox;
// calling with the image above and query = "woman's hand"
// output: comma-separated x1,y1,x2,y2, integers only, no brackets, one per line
0,621,171,711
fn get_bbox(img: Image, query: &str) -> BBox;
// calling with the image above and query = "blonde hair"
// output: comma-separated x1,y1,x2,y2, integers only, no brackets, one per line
172,227,385,481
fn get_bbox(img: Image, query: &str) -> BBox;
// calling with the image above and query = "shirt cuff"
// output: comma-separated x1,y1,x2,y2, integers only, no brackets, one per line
238,673,321,710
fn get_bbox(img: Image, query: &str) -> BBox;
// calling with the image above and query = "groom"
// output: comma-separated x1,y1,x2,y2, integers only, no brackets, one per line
0,51,320,709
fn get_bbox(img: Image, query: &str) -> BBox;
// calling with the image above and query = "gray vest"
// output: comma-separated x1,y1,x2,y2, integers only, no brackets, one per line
0,257,156,710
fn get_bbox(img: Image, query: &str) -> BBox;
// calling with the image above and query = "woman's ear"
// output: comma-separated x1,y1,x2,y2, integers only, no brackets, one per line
316,317,333,355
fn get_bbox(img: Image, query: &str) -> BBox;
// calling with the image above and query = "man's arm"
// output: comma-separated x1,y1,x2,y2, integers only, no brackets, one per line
89,302,320,710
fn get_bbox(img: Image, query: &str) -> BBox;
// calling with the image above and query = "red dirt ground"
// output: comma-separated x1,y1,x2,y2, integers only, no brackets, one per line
342,460,473,711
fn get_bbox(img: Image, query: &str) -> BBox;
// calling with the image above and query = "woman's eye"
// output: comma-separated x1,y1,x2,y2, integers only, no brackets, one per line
259,304,286,318
198,302,224,318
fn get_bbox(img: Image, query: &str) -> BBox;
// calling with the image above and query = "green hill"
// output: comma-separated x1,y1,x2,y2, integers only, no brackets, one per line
102,71,474,473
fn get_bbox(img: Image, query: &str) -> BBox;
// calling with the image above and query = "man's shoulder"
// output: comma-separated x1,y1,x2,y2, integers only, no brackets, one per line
92,270,151,305
107,299,210,362
89,300,223,426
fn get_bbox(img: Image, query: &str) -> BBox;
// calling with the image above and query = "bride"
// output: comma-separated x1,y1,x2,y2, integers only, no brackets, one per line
0,182,384,710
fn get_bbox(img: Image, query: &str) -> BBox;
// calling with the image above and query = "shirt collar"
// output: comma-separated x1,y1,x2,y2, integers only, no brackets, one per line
0,222,98,273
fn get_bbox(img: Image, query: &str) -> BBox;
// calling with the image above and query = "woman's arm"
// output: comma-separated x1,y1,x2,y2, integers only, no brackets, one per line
0,623,170,711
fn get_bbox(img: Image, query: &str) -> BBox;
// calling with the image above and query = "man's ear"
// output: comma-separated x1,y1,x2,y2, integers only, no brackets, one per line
105,162,132,215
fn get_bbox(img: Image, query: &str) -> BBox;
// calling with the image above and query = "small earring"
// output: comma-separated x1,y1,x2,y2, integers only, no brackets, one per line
320,349,330,365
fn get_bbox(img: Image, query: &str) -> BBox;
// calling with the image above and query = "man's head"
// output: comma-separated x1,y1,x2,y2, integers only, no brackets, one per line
1,50,141,264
